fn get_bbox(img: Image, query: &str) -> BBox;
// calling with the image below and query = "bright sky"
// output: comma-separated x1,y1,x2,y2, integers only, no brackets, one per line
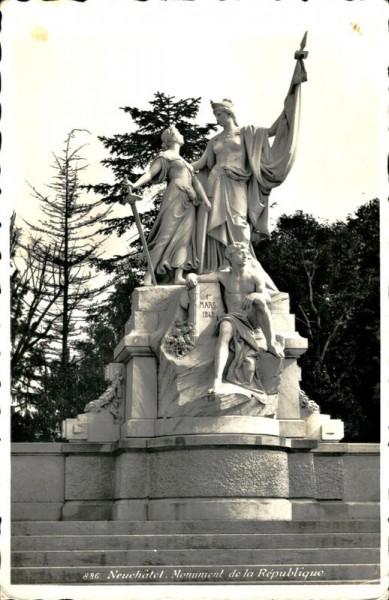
0,4,388,599
2,0,387,243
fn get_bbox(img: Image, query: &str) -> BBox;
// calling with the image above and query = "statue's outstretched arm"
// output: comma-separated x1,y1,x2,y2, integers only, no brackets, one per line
192,150,208,172
131,157,162,191
186,270,222,289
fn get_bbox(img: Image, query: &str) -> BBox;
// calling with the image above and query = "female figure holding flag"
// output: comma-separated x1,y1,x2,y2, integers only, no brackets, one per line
192,36,308,283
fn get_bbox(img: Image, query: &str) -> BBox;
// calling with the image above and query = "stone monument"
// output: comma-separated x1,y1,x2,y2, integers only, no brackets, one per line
10,38,380,597
62,36,345,522
11,36,380,589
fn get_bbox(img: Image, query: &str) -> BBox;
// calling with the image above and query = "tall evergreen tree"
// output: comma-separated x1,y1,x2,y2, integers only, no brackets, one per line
25,129,110,368
11,214,61,413
11,131,111,440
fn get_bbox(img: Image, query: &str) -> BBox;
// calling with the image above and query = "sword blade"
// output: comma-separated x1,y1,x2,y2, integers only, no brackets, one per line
130,200,157,286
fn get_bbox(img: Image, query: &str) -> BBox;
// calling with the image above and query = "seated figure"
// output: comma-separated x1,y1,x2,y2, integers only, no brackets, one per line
186,243,284,396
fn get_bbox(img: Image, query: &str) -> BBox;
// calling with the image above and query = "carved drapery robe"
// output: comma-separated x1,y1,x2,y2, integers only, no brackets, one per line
147,155,200,277
198,58,307,274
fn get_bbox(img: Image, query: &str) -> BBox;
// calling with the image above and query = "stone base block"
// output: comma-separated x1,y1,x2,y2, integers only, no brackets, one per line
343,453,380,501
321,419,345,441
278,419,306,437
154,416,280,436
62,500,113,521
65,454,114,500
291,500,380,520
12,502,63,522
62,415,88,441
306,413,344,441
114,498,292,521
112,499,148,521
63,412,121,443
115,443,290,499
122,416,282,437
121,418,156,437
86,413,121,442
288,453,316,498
11,446,65,502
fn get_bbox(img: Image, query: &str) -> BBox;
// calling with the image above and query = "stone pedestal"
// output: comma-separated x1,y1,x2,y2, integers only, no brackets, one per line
112,285,341,443
118,285,308,429
11,442,380,523
60,283,346,527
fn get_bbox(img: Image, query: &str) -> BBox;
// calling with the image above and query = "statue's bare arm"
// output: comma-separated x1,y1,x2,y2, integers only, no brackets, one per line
191,150,208,172
192,176,211,211
186,270,223,288
129,158,163,191
241,272,270,310
191,140,216,172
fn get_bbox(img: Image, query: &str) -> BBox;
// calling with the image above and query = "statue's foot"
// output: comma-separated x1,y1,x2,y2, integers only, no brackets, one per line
268,341,285,359
174,275,186,285
174,269,186,285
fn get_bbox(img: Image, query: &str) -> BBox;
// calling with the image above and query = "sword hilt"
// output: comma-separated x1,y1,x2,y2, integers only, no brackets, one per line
125,193,142,206
121,176,142,205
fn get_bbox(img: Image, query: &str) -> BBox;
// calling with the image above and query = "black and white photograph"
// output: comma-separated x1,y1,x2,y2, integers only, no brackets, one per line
0,1,387,599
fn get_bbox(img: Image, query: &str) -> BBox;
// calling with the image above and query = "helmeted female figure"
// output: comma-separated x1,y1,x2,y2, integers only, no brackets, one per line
192,50,307,282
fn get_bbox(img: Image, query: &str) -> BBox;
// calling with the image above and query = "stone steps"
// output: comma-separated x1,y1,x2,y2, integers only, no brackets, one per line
12,547,380,567
11,520,381,585
12,532,380,551
11,518,380,535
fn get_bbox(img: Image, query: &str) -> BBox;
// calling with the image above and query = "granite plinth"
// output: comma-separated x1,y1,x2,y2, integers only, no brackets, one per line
11,441,380,523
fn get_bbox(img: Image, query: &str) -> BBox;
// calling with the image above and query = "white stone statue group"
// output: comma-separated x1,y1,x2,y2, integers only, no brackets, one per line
124,94,299,288
124,41,307,285
123,46,308,387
